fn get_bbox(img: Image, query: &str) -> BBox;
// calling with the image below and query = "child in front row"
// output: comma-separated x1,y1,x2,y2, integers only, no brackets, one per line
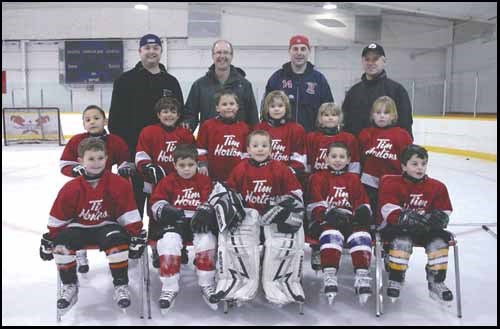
197,90,250,183
149,144,218,312
307,142,373,305
40,138,145,314
378,144,454,304
59,105,134,274
135,96,195,268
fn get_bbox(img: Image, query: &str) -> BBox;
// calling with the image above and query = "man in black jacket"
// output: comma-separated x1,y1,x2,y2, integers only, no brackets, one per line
181,40,258,132
342,43,413,138
108,34,184,217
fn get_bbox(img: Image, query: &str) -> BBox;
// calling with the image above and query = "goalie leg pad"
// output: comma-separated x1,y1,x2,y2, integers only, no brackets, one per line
157,232,182,279
346,231,372,269
214,208,260,303
262,224,305,305
319,229,344,269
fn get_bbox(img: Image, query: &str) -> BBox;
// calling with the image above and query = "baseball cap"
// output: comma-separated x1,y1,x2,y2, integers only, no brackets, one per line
361,42,385,57
289,35,310,48
139,34,162,48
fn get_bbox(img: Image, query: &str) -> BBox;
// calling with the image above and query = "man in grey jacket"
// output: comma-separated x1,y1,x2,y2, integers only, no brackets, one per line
181,40,259,132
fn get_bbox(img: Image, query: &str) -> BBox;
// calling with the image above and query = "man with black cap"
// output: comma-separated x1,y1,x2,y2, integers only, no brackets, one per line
109,33,184,218
264,35,334,133
342,42,413,137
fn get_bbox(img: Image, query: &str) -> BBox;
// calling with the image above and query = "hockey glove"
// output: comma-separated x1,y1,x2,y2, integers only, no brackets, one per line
352,204,372,229
398,209,431,232
72,164,86,177
428,209,449,229
324,207,352,231
40,233,54,261
143,163,166,184
156,203,185,228
118,162,136,178
191,202,218,234
129,230,147,259
261,195,304,234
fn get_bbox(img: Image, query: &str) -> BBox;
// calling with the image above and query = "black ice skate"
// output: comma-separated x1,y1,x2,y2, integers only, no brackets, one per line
323,267,338,305
57,283,79,315
354,269,372,305
114,285,131,309
428,282,453,307
159,289,178,314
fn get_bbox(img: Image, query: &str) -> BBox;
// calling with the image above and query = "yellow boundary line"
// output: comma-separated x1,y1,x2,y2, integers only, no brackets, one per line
423,145,497,162
414,115,497,121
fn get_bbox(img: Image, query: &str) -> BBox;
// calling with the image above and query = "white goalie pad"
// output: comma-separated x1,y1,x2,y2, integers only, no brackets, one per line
213,208,260,303
262,224,305,305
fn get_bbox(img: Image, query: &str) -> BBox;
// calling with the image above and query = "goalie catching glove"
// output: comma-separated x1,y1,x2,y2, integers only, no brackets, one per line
207,182,246,233
261,194,305,234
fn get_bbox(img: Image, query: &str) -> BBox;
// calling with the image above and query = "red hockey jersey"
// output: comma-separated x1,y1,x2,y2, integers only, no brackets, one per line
197,118,250,182
358,126,413,188
377,174,453,228
149,172,212,220
306,130,360,174
307,170,371,222
47,170,142,238
254,121,306,173
227,159,303,214
60,132,130,177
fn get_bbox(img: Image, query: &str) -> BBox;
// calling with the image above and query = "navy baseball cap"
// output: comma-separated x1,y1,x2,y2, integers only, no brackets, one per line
361,42,385,57
139,34,162,48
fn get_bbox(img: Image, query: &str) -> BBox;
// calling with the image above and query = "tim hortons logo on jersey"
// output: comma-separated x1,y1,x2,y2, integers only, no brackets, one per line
245,179,273,204
78,199,109,221
174,188,201,208
403,194,428,213
365,139,397,160
314,148,329,170
271,139,289,161
326,187,352,209
305,82,317,95
214,135,242,157
282,80,293,89
157,141,177,163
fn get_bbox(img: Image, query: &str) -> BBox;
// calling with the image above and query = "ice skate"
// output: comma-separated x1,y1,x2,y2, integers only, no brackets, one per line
354,269,372,305
57,283,79,315
323,267,338,305
76,249,89,274
200,285,218,310
159,289,178,314
428,282,453,307
114,284,131,309
387,280,401,303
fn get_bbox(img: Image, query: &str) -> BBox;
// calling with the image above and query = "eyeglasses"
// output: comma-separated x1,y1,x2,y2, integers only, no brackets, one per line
213,51,232,56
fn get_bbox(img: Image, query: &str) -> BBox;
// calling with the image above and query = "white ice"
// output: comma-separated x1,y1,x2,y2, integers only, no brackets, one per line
2,144,497,325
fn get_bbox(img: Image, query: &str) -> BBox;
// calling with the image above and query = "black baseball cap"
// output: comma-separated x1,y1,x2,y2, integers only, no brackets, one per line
361,42,385,57
139,34,162,48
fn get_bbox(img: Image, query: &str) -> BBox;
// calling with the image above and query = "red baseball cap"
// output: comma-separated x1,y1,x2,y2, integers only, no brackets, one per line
289,35,310,48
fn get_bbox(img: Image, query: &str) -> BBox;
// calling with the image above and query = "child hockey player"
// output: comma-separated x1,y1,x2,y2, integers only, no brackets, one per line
40,137,145,314
149,143,218,312
135,96,195,268
358,96,413,213
378,144,454,304
254,90,306,175
223,130,306,307
59,105,133,274
196,90,250,182
307,142,373,305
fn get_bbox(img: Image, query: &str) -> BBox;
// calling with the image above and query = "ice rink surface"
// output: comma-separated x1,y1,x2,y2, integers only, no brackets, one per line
2,144,497,325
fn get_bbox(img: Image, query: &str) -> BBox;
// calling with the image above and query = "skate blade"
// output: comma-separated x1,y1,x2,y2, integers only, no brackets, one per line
57,296,78,317
202,295,219,311
389,297,399,303
357,293,371,305
429,292,453,308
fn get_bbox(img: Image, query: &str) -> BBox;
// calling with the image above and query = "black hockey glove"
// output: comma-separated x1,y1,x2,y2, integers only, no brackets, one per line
352,204,372,229
129,230,147,259
324,207,352,231
72,164,86,177
261,195,304,234
40,233,54,261
156,203,185,228
428,209,449,230
118,162,136,178
398,209,431,232
143,163,166,184
191,203,218,234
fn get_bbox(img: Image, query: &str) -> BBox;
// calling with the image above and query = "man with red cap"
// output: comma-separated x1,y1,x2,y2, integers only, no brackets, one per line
264,35,334,133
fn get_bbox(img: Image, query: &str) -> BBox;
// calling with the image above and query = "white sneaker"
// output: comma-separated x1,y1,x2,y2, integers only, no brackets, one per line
354,269,372,304
57,283,79,312
159,290,178,312
201,285,218,310
114,285,131,308
323,267,338,305
76,250,89,273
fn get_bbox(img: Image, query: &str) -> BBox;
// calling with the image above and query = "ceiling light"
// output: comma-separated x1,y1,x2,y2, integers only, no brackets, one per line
316,18,346,28
323,2,337,10
134,4,149,10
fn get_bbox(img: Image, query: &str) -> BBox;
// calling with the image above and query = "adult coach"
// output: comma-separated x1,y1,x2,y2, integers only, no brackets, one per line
182,39,258,132
108,33,184,217
342,42,413,137
264,35,334,132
